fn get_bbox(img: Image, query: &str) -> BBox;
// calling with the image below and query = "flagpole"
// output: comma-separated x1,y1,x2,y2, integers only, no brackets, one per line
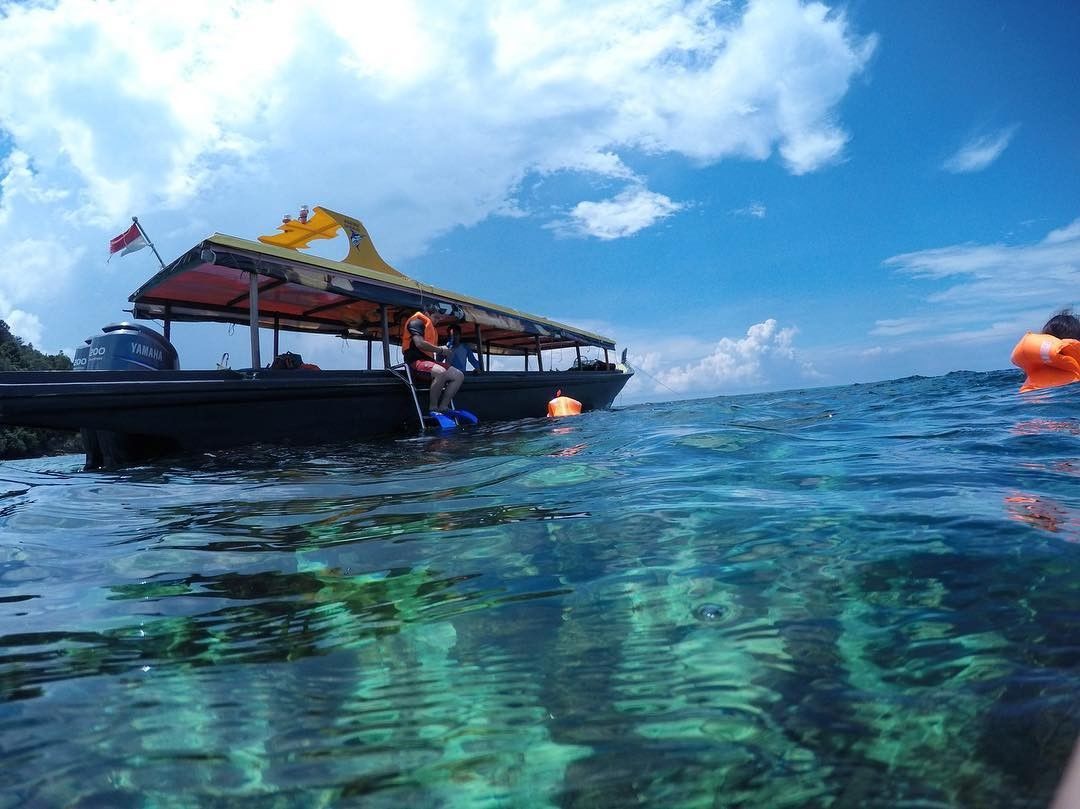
132,216,166,270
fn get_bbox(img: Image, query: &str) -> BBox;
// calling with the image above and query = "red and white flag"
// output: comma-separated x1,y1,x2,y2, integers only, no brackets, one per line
108,222,147,260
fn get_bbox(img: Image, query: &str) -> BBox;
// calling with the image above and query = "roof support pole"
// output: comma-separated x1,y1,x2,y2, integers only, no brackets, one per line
474,325,485,372
535,336,544,371
380,305,391,369
273,316,280,358
164,304,171,342
575,345,582,367
248,271,261,369
603,348,609,368
367,338,373,370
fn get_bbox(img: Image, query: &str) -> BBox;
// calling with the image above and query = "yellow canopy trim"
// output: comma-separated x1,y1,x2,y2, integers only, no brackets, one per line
258,205,407,278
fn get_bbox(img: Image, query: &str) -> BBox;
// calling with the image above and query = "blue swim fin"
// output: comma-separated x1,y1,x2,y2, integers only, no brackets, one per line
426,411,458,430
444,408,479,426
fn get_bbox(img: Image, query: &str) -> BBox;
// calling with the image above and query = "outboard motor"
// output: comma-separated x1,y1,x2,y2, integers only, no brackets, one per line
79,324,180,469
72,338,92,370
85,322,179,371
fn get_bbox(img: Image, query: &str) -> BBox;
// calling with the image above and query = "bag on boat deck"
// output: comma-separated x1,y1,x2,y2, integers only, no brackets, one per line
270,352,320,370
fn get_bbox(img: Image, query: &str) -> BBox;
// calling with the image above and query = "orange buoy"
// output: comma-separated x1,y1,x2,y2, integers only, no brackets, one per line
547,389,582,417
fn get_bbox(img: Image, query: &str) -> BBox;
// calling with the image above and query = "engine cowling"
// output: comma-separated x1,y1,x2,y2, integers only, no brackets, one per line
84,323,179,371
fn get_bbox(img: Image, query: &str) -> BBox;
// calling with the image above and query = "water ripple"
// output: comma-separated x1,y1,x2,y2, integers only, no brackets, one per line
2,370,1079,807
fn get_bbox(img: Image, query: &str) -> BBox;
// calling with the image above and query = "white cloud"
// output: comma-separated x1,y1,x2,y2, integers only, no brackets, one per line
0,0,874,348
552,187,684,240
0,238,83,305
780,128,849,175
942,125,1019,173
636,318,817,394
733,201,767,218
0,0,875,227
870,316,936,337
880,218,1080,345
1045,219,1080,244
3,309,43,348
800,223,1080,384
885,218,1080,284
536,150,637,181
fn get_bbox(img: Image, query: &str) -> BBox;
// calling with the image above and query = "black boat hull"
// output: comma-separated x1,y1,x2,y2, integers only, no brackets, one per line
0,368,632,467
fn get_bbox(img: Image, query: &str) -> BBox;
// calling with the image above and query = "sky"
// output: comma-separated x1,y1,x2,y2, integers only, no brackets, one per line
0,0,1078,403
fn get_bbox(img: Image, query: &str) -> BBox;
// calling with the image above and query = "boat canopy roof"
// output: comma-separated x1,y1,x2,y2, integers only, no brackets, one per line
129,206,615,354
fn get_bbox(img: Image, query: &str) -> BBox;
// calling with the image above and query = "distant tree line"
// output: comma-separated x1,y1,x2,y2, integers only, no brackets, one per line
0,320,82,459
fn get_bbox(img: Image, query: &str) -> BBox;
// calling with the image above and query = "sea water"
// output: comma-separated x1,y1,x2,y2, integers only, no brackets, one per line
1,369,1078,808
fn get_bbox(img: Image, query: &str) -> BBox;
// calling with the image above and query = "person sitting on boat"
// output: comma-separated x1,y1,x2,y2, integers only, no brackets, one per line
401,305,465,413
446,324,482,374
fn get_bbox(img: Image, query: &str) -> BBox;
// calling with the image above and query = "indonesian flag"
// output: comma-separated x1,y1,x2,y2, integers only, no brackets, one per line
108,222,147,260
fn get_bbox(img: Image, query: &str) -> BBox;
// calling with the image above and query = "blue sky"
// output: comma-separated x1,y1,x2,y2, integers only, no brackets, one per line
0,0,1078,402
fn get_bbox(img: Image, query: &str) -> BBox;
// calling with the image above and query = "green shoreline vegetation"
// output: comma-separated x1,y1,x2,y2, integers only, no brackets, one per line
0,320,81,460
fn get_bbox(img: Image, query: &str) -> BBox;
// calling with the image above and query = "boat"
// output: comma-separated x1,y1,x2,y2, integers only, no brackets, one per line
0,206,633,468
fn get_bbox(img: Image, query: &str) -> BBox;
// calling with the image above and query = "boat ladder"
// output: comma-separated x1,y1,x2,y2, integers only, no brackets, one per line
388,362,430,432
389,363,472,432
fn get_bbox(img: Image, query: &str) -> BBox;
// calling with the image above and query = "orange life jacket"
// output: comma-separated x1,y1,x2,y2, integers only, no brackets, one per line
401,312,438,356
1011,332,1080,392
